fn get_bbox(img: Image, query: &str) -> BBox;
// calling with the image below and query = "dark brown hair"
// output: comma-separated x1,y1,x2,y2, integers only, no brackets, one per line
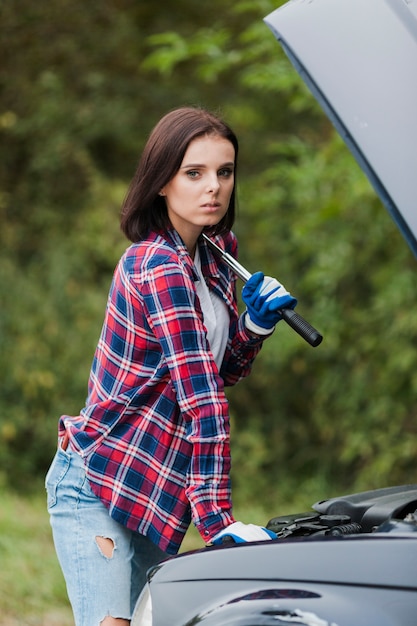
120,107,239,242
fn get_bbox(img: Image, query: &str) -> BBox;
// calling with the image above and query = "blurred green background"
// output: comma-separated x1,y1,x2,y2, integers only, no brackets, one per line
1,0,417,622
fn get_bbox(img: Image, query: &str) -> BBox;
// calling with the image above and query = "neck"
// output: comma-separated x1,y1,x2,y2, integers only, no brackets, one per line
179,230,201,259
189,243,197,259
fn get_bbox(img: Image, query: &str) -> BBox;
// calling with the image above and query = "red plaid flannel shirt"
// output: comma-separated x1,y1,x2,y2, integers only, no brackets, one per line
59,229,264,554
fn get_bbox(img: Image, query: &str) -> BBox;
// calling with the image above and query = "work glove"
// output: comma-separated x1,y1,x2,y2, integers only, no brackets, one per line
242,271,297,335
210,521,277,545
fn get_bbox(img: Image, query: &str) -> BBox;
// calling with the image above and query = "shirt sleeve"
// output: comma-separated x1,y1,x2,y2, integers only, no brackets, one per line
220,315,265,386
137,257,235,541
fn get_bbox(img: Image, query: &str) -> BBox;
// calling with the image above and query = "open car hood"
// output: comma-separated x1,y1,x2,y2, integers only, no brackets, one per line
264,0,417,258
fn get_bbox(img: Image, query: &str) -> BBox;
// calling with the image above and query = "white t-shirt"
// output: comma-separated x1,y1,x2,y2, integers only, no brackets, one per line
194,246,230,369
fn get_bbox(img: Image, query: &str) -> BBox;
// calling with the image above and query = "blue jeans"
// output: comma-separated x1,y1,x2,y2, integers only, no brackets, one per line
46,445,168,625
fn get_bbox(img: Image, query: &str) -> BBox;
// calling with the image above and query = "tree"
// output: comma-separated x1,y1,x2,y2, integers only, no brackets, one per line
1,0,416,509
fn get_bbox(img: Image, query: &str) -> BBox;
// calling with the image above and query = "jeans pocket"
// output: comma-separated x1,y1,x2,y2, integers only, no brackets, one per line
45,448,71,510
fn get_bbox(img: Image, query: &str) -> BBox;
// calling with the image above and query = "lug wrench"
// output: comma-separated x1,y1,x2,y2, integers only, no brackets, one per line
202,233,323,347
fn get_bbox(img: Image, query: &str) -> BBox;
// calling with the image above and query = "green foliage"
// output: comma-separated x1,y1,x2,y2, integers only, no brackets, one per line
1,0,417,514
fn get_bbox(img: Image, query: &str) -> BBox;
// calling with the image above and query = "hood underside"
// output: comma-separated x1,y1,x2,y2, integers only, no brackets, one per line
265,0,417,258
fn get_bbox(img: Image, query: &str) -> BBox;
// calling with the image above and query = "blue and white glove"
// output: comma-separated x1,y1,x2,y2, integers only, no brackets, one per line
211,521,277,545
242,271,297,335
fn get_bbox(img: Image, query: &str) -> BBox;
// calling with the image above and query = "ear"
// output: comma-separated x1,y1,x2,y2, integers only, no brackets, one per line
159,190,166,197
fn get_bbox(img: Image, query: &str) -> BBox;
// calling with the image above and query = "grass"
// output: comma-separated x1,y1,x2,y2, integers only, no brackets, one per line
0,484,314,625
0,486,73,625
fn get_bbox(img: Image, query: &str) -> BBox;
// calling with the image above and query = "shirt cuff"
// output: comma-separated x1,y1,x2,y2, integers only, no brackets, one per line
197,511,236,544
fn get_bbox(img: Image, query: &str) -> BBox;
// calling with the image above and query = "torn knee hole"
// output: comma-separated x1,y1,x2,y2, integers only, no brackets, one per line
100,617,130,625
95,535,115,559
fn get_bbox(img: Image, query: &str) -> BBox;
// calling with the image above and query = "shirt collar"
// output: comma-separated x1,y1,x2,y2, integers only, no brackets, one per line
163,228,199,282
199,233,236,312
162,229,234,310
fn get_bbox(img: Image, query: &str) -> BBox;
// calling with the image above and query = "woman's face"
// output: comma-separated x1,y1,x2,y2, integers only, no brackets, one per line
161,134,235,253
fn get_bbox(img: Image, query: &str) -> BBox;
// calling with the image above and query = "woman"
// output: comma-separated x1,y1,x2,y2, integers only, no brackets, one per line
46,106,296,626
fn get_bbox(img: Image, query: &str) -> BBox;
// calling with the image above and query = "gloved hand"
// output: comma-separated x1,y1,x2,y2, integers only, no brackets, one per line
210,521,277,545
242,271,297,334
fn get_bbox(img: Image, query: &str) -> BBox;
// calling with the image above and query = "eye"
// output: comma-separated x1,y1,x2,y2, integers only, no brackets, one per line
218,167,234,178
186,170,200,179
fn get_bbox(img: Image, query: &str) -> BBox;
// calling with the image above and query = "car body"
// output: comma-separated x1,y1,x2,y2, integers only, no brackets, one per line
133,1,417,624
133,485,417,625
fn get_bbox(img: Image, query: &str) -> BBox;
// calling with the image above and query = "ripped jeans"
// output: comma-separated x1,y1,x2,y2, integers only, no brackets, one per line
46,445,167,626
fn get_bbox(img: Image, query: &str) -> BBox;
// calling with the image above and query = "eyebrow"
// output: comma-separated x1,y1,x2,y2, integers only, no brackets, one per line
180,161,235,170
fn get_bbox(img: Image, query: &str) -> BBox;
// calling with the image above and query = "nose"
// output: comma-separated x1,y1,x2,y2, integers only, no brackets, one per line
207,174,220,193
